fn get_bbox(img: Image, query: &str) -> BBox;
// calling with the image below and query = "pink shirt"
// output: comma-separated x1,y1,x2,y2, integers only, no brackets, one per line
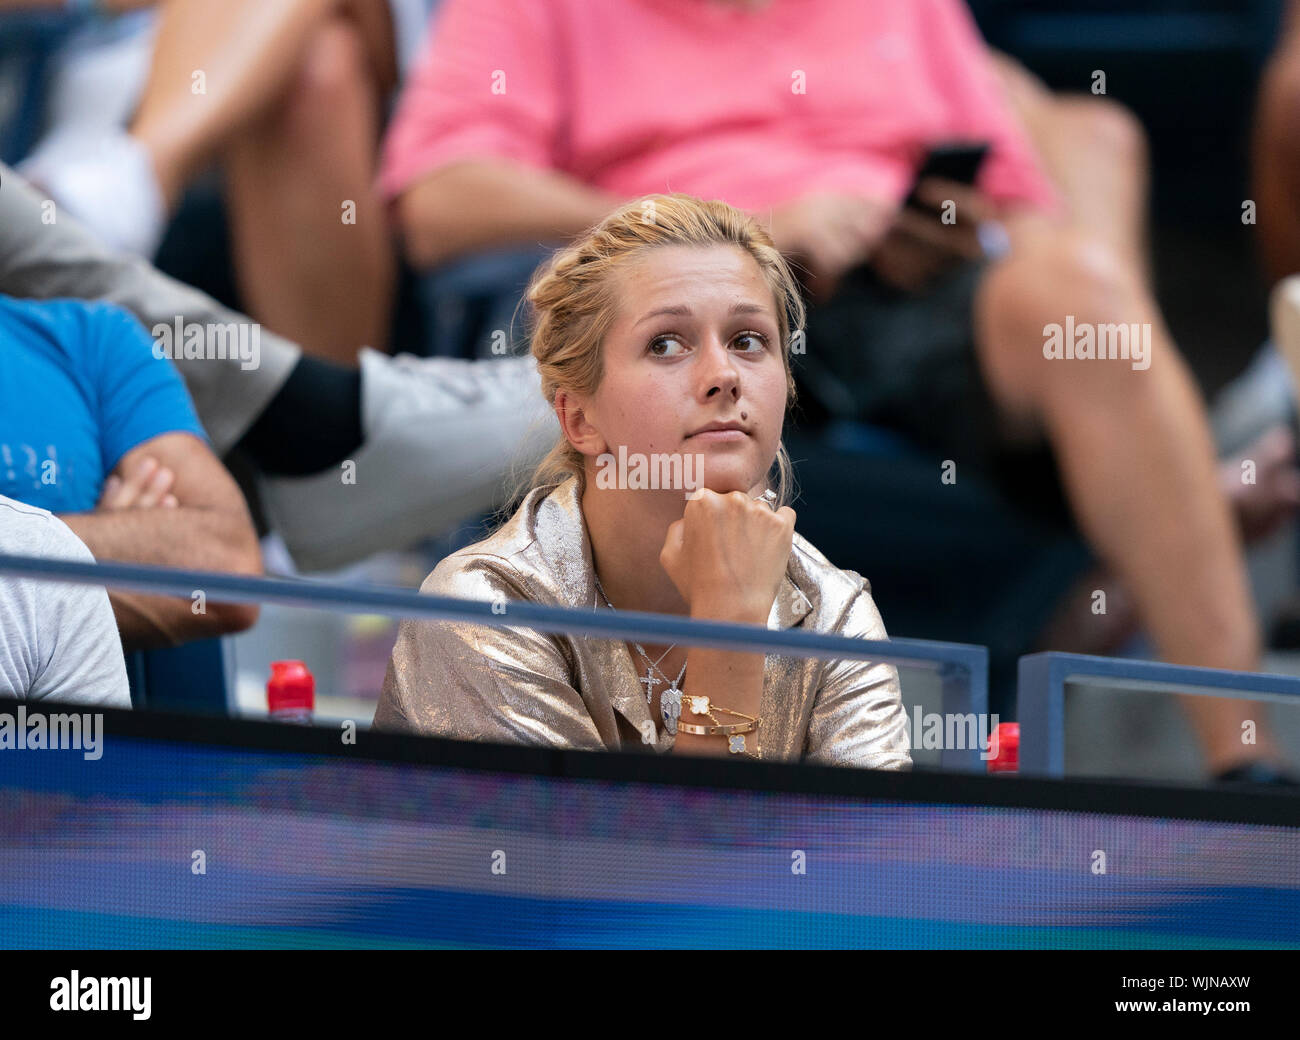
379,0,1057,216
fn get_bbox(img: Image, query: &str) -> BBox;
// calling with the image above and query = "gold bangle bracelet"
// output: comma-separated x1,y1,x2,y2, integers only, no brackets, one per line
708,707,757,722
683,695,757,722
676,718,759,737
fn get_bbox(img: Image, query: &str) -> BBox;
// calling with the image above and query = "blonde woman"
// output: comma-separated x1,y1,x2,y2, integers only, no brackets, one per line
376,194,910,769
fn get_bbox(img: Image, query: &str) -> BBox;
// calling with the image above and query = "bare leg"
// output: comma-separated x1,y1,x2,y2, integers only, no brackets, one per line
986,55,1288,777
978,216,1284,775
223,16,395,364
1038,424,1300,657
129,0,395,208
1252,0,1300,286
990,53,1151,284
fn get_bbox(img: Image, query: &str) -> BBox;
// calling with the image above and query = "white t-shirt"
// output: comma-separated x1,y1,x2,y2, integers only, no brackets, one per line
0,495,131,707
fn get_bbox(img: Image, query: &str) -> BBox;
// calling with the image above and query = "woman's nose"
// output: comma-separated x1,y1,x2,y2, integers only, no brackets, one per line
697,336,740,396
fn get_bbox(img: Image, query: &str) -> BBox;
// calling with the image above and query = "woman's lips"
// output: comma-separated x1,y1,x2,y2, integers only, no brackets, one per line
687,429,749,443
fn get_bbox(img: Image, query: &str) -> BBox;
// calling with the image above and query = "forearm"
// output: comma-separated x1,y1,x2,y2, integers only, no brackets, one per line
60,504,257,571
59,507,261,648
673,603,767,757
397,159,620,269
103,588,257,650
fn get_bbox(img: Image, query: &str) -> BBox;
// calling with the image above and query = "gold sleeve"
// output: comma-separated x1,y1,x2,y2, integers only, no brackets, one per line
802,582,912,770
374,557,607,750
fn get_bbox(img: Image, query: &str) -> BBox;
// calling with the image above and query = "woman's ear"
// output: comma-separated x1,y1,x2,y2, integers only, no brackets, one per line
555,389,607,457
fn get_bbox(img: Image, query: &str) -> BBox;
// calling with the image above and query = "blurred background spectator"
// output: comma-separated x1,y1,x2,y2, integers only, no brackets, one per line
0,0,434,364
0,290,263,647
0,493,131,706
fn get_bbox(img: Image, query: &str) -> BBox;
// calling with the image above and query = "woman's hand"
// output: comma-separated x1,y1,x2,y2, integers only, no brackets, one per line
660,489,796,625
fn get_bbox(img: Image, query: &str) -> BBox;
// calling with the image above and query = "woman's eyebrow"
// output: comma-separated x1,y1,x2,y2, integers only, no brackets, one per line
634,301,770,326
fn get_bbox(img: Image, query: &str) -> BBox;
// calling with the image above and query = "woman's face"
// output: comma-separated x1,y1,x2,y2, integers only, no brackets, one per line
574,243,789,497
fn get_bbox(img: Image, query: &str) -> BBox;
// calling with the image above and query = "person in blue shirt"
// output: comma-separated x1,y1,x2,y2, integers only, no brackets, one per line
0,293,261,648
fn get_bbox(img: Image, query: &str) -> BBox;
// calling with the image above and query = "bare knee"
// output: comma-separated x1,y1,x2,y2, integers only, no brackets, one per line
276,16,372,140
977,228,1152,411
989,51,1055,123
1056,95,1149,175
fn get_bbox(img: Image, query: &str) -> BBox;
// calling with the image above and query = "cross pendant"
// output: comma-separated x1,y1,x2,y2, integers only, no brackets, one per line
638,673,662,702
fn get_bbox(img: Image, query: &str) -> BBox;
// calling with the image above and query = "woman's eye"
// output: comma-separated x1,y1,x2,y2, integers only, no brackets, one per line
649,335,687,357
733,332,767,352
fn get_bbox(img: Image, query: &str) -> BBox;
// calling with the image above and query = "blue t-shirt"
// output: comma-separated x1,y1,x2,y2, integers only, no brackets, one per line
0,294,208,514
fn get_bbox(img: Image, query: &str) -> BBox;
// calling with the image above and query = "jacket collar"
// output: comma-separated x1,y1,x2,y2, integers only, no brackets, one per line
531,475,814,738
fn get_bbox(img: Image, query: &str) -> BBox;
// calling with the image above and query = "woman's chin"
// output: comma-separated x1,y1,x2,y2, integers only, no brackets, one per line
679,447,774,498
696,473,767,498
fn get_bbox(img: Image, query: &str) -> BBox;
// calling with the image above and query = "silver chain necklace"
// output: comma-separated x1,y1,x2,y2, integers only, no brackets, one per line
593,572,686,734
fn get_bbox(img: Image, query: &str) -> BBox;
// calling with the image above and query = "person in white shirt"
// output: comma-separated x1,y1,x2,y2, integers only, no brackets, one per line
0,494,131,707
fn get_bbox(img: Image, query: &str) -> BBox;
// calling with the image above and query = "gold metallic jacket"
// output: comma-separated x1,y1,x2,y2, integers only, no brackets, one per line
375,475,911,770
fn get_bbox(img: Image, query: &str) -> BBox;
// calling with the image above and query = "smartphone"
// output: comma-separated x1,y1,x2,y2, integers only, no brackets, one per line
903,142,990,210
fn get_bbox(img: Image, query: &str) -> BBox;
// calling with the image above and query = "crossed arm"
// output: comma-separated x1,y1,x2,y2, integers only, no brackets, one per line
58,432,263,649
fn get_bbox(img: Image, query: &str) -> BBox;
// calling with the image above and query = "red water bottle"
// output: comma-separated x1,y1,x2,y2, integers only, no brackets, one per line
267,660,314,723
987,722,1019,773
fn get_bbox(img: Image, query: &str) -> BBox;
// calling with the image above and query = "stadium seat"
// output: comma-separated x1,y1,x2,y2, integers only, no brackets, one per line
125,637,234,715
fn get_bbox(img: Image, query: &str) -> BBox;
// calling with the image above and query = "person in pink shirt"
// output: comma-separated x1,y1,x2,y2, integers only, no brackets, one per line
377,0,1289,782
380,0,1057,231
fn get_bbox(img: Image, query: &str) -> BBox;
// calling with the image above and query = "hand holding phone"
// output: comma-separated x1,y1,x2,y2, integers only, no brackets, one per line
902,142,989,210
873,142,994,293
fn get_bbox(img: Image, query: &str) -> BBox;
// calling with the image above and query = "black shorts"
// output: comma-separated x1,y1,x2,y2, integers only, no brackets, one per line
791,259,1074,530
